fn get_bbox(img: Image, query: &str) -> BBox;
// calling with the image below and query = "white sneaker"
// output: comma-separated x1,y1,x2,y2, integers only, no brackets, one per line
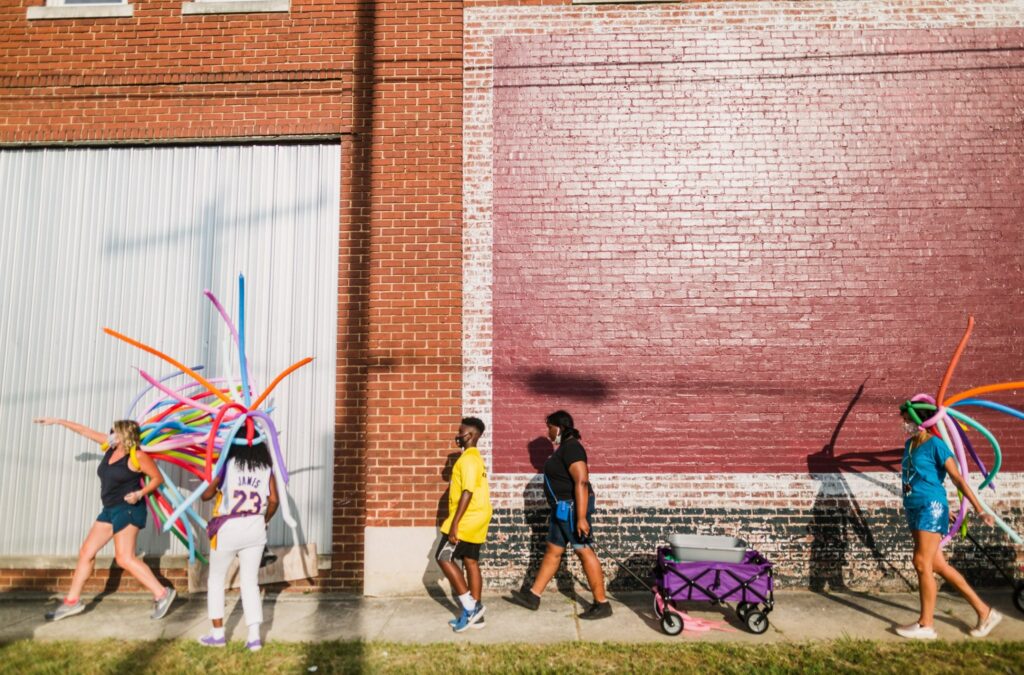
46,600,84,622
896,622,937,640
970,608,1003,638
150,587,176,620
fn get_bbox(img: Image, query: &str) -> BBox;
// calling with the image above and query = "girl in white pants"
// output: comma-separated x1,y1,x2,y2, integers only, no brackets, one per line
199,429,279,651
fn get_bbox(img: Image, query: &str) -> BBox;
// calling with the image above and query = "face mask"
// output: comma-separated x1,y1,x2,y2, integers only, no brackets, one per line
553,434,562,447
454,435,466,448
902,421,918,436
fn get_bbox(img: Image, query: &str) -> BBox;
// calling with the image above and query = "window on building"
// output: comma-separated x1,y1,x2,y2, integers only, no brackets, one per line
182,0,289,15
27,0,133,19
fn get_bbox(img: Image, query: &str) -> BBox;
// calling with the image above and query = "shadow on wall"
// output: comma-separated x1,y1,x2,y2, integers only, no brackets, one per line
422,452,461,615
516,438,576,599
606,551,656,594
435,451,460,527
806,379,916,593
525,369,611,402
517,372,608,596
527,436,551,472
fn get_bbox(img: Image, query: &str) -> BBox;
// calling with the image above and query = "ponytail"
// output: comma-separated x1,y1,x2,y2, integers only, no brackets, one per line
546,410,581,440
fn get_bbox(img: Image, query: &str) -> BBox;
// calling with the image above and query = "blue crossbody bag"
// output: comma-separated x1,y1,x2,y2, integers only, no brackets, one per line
543,474,573,523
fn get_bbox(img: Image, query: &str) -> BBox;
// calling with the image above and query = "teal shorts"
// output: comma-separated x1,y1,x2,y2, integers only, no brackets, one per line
904,498,949,534
97,502,148,534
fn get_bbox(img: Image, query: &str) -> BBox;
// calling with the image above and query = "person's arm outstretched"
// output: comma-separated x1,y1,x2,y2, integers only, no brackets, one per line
33,417,107,445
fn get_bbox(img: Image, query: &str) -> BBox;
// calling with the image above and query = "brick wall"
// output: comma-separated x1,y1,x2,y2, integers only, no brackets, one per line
465,2,1024,591
0,0,356,141
491,28,1024,475
482,472,1024,591
4,0,1024,596
0,0,464,593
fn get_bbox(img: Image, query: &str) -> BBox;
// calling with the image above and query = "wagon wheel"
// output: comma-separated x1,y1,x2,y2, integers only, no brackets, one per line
653,593,667,619
661,612,684,636
1014,580,1024,614
737,602,756,620
745,610,769,635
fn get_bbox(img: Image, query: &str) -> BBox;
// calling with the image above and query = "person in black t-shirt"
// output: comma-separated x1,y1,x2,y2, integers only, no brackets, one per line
510,410,611,620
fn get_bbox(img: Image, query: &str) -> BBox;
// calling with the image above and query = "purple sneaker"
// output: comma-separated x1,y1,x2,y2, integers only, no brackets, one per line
198,634,226,648
246,639,263,652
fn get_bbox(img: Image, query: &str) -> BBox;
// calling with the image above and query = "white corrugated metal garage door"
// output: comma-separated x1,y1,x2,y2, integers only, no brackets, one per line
0,143,339,558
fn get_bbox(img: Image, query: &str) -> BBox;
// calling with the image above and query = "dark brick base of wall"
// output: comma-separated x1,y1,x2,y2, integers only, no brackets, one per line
483,505,1023,593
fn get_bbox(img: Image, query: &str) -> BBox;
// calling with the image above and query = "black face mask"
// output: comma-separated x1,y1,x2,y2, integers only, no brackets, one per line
455,435,466,448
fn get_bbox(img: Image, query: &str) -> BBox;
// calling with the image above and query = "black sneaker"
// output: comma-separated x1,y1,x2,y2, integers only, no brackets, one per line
509,589,541,611
579,601,612,620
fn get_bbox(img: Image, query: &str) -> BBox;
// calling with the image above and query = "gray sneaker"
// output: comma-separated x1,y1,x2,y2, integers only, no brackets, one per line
46,600,84,622
150,587,176,620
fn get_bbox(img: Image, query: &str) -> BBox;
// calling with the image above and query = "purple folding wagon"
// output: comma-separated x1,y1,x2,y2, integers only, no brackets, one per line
651,545,775,635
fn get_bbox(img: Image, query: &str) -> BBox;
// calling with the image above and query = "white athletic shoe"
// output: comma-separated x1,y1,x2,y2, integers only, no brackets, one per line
970,608,1003,638
896,622,938,640
46,600,84,621
151,587,176,620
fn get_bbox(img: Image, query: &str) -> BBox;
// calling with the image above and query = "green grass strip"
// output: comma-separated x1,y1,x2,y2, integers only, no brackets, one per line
1,638,1022,675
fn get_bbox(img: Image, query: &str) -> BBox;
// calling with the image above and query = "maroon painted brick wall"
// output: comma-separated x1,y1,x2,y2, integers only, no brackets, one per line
491,29,1024,475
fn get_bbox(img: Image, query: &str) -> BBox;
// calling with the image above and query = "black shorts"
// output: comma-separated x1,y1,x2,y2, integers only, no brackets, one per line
435,536,482,562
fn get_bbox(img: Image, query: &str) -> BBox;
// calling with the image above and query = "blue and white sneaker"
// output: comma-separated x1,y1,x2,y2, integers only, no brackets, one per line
452,604,485,633
448,611,486,629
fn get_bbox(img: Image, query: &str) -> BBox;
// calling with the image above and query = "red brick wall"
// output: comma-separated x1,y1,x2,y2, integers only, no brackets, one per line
0,0,356,141
490,28,1024,475
361,3,463,532
0,566,190,596
466,3,1024,591
0,0,463,592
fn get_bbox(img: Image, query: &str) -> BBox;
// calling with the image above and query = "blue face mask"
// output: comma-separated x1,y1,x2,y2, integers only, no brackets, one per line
108,433,118,447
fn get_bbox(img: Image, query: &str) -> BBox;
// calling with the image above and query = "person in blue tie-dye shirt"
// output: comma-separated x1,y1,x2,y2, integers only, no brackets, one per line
895,401,1000,640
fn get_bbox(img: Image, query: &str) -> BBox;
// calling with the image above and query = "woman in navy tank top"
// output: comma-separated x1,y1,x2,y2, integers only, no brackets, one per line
34,417,177,622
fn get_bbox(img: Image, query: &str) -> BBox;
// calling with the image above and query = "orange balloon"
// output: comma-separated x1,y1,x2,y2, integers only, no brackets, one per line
250,357,314,410
936,316,974,407
945,381,1024,407
104,327,233,406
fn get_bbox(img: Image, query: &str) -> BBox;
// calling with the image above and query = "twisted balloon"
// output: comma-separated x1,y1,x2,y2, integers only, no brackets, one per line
902,316,1023,547
104,274,313,563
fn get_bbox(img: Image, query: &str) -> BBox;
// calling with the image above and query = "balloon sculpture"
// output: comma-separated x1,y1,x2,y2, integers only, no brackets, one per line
103,274,312,563
901,316,1023,548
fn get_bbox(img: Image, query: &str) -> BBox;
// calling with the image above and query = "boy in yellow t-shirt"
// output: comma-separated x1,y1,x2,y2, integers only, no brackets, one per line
436,416,492,632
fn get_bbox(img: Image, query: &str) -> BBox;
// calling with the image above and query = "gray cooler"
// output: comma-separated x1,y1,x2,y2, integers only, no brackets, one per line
668,533,747,563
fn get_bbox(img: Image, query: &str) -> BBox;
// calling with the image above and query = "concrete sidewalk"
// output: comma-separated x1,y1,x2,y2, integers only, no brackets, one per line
2,588,1023,644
